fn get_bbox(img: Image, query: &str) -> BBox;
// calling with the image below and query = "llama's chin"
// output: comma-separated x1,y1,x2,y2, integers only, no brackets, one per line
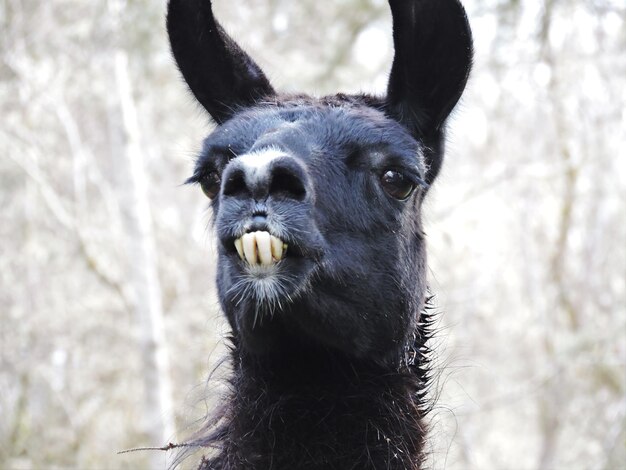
217,251,319,354
220,249,316,312
244,263,282,277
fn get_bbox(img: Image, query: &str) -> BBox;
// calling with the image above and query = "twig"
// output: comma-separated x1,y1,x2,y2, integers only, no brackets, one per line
117,442,194,455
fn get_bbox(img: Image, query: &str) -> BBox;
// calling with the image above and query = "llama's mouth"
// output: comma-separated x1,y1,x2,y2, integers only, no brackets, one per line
233,231,288,266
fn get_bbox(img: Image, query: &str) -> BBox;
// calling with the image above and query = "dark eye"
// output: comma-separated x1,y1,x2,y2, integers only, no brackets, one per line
380,170,416,200
199,171,221,199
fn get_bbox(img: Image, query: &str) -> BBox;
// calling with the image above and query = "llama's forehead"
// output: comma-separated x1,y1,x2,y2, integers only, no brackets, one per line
199,100,425,172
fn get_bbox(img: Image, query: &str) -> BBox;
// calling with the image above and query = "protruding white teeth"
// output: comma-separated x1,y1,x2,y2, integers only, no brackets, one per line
235,231,287,265
242,233,257,265
256,231,272,265
234,238,244,260
270,235,283,260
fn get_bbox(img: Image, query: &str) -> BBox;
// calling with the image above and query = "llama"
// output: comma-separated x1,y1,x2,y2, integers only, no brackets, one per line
167,0,472,468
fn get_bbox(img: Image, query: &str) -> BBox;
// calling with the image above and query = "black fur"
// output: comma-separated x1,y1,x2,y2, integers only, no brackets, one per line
167,1,472,468
386,0,473,183
166,0,275,123
182,302,438,470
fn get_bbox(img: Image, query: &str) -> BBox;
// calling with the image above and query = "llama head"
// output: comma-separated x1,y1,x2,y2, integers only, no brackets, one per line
168,0,472,366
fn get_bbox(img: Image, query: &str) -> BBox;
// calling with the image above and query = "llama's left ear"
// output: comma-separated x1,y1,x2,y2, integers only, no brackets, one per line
385,0,473,182
167,0,275,124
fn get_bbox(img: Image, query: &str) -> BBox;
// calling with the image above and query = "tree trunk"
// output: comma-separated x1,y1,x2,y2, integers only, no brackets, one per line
114,49,175,467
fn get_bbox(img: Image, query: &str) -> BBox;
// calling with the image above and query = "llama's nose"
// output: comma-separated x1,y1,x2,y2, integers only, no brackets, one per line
222,149,308,202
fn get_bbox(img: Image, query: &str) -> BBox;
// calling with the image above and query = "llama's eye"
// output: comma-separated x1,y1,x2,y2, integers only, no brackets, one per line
199,172,221,199
380,170,416,200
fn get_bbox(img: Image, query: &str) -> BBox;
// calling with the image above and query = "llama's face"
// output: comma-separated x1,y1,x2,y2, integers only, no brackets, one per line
189,101,429,362
168,0,472,364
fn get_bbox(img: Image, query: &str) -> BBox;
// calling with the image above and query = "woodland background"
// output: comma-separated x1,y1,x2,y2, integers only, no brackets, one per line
1,0,625,469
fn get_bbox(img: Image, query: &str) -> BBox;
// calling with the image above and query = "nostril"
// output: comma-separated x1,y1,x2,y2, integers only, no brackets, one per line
269,167,306,200
222,170,249,198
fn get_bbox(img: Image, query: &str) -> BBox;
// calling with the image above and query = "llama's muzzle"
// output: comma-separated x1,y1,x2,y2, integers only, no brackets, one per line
234,231,288,265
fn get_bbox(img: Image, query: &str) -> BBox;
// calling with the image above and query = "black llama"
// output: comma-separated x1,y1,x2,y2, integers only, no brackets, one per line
167,0,472,468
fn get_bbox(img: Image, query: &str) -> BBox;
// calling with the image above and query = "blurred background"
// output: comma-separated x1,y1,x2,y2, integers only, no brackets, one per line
1,0,624,468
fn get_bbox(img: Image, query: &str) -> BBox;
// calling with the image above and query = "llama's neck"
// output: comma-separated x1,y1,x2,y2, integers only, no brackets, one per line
203,339,428,470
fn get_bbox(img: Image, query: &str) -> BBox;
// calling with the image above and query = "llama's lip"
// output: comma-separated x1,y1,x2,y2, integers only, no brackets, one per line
234,231,288,266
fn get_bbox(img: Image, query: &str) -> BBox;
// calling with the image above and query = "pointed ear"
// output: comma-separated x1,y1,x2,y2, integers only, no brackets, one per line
167,0,275,124
386,0,473,180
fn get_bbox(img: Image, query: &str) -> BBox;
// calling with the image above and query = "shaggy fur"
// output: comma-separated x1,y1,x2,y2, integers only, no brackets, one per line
166,0,472,468
193,307,436,470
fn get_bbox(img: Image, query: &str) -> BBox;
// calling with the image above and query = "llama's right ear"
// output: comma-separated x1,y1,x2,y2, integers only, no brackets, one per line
385,0,473,181
167,0,275,124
